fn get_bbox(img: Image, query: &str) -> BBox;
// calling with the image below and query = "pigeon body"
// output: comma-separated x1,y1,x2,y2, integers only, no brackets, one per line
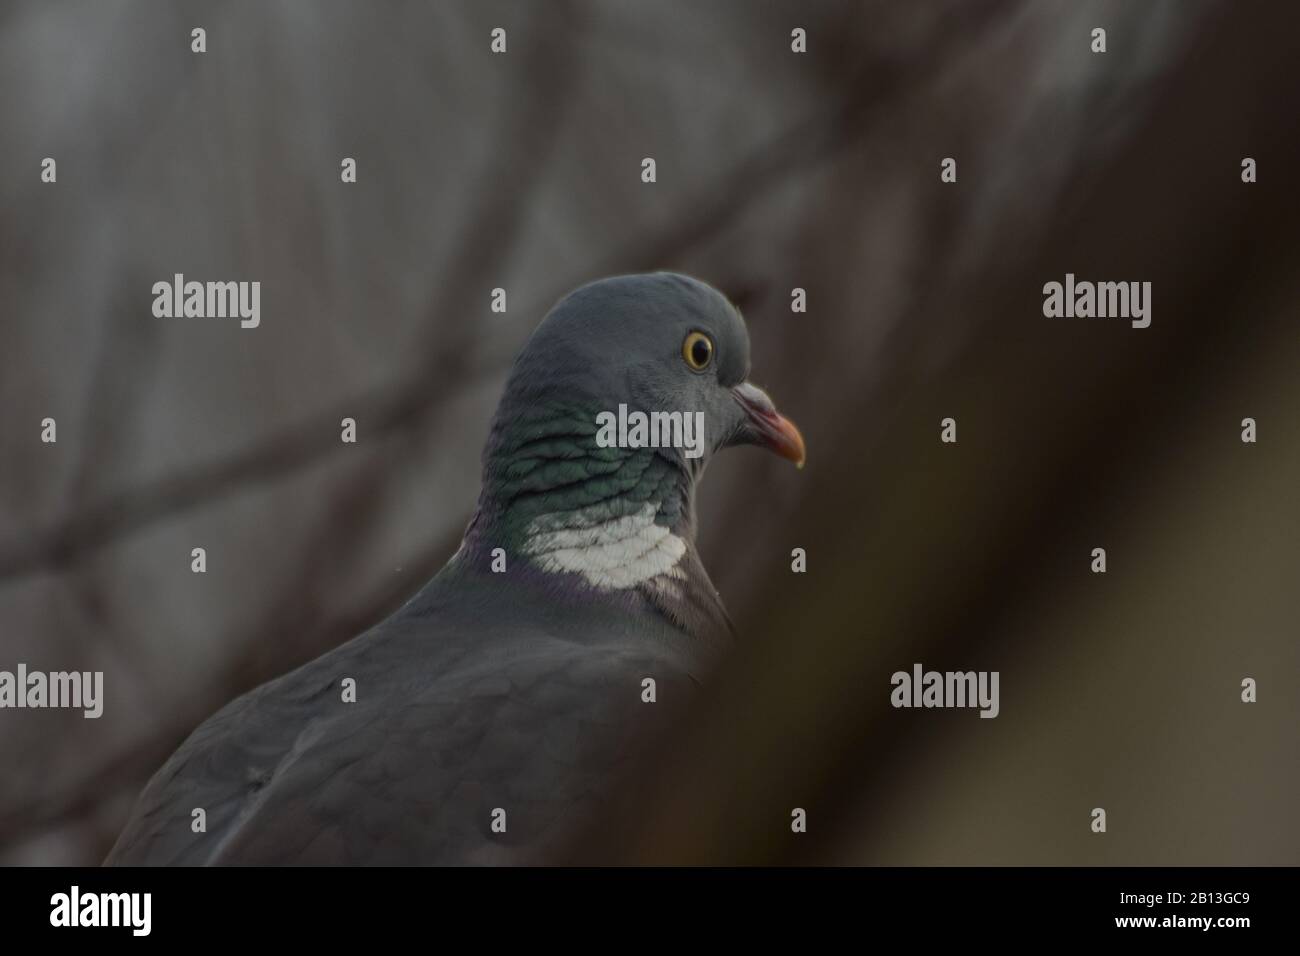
106,273,803,865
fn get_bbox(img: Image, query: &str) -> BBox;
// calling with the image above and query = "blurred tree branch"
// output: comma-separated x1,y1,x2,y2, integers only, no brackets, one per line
0,0,1013,584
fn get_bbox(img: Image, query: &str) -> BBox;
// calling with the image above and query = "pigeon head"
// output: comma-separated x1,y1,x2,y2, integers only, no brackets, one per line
462,272,803,637
493,273,804,470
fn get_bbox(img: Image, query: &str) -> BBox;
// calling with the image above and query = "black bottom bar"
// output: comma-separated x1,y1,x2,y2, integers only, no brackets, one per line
1,866,1286,942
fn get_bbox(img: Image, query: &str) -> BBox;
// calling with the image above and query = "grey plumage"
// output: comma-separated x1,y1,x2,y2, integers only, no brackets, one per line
106,273,803,865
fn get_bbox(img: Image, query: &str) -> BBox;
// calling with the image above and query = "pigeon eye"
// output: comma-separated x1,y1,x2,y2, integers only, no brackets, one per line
682,331,714,370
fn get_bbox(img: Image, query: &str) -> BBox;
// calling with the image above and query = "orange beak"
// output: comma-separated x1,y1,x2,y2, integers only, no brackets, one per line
731,382,806,469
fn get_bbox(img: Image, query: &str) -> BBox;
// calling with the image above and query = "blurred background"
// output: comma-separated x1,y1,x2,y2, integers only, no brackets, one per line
1,0,1297,865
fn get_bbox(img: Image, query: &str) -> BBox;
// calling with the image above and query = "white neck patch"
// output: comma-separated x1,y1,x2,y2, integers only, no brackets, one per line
521,501,687,590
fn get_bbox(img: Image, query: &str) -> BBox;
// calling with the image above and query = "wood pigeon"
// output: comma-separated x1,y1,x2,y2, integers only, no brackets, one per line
105,273,805,865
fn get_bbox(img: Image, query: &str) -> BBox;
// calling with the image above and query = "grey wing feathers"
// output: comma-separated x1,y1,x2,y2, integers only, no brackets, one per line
105,616,694,865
